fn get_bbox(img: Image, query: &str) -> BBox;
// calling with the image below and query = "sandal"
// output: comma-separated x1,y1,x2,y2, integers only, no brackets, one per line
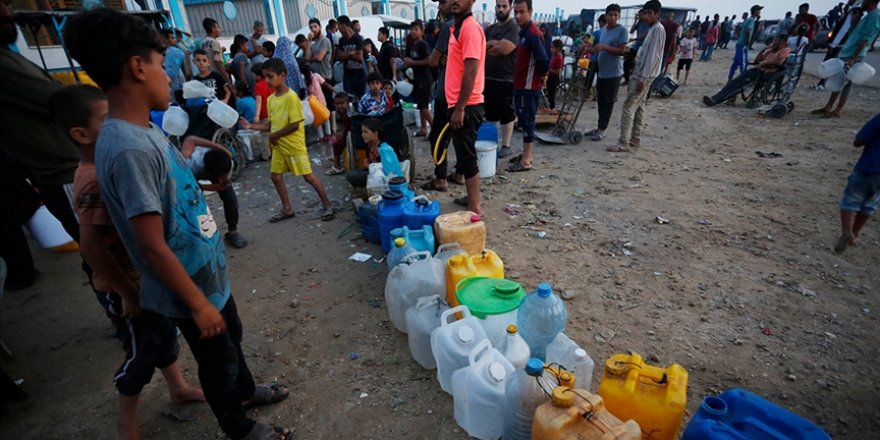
607,145,631,153
421,180,448,192
447,173,466,185
508,154,523,164
507,162,532,172
243,423,293,440
268,211,295,223
321,207,335,221
454,196,468,207
242,383,290,409
810,108,830,115
413,131,428,137
325,166,345,176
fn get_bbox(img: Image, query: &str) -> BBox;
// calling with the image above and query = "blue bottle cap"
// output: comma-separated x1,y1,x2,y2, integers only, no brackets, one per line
525,358,544,375
536,282,553,297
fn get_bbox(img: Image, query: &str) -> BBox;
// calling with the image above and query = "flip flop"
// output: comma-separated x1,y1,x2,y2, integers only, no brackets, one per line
243,423,293,440
810,108,829,115
324,166,345,176
413,131,428,137
508,154,523,164
447,173,466,185
454,196,468,207
242,383,289,409
268,211,295,223
421,180,448,192
507,162,532,172
607,145,630,153
321,207,335,221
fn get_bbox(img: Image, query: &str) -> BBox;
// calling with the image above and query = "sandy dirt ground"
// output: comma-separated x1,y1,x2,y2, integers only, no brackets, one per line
2,48,879,439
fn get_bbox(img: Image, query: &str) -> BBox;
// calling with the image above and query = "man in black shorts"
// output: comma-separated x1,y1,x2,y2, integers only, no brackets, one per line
423,0,456,191
404,20,434,137
484,0,519,158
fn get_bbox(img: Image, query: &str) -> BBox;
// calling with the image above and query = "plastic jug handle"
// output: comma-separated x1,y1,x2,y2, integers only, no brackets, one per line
412,195,429,204
414,294,441,310
403,251,431,263
440,305,470,326
435,242,462,254
468,339,492,366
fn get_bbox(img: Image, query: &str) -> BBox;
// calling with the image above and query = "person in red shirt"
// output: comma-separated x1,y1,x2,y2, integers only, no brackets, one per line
251,63,273,121
546,40,564,109
445,0,486,215
508,0,549,172
700,17,720,61
795,2,820,40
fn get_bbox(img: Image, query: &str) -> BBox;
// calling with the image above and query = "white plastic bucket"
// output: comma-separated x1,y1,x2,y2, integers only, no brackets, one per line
847,62,876,85
475,141,497,178
818,58,845,79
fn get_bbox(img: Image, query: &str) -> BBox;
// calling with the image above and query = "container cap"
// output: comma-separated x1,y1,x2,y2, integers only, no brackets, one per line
573,348,587,361
415,198,429,206
488,362,507,382
388,176,406,185
551,386,574,408
558,371,576,388
381,190,404,201
470,214,482,223
456,326,475,343
506,324,518,334
394,237,405,247
525,358,544,375
536,282,553,298
455,278,526,319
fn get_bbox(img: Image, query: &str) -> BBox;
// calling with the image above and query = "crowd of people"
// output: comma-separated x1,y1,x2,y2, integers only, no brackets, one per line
0,0,878,439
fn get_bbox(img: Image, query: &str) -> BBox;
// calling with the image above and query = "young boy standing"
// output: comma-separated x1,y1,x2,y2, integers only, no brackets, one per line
546,40,564,110
358,72,391,116
836,112,880,253
50,84,205,440
66,9,291,440
403,20,434,137
191,48,230,105
677,29,697,85
240,58,335,222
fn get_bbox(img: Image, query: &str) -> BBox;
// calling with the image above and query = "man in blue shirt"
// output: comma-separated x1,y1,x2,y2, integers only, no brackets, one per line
814,0,880,117
730,5,761,81
836,112,880,253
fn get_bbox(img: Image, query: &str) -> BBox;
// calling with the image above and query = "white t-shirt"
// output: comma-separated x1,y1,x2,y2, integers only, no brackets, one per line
679,37,697,60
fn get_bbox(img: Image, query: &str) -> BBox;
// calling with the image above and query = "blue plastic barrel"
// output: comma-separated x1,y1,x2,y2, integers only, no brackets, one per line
682,389,830,440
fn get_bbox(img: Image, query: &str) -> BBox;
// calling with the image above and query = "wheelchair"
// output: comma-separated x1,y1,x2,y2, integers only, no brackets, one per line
344,105,415,195
728,47,807,118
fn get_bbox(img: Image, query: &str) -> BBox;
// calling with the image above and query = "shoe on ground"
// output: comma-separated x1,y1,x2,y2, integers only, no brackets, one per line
497,146,513,158
225,232,248,249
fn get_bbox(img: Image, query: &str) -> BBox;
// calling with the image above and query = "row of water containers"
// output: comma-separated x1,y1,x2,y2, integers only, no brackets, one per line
383,245,831,439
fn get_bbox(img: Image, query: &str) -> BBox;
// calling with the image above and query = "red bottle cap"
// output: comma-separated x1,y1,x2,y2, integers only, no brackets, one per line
470,214,482,223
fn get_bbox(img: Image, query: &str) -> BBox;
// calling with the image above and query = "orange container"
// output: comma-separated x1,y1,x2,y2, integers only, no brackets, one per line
445,250,504,306
434,211,486,255
597,353,688,440
533,386,642,440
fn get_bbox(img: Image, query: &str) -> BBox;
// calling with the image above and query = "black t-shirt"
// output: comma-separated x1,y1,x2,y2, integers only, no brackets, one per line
339,33,365,71
378,40,398,80
408,39,432,84
195,71,227,100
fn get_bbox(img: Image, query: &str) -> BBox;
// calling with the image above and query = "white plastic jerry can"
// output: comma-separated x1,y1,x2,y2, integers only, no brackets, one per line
451,339,515,440
384,251,446,333
405,295,450,370
546,333,596,390
431,305,489,393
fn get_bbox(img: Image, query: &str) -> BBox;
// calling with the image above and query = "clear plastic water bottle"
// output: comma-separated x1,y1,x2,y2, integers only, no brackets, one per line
378,142,404,178
516,282,567,361
502,358,552,440
386,237,416,271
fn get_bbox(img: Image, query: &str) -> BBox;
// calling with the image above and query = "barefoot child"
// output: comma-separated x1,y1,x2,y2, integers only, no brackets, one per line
240,58,335,221
677,29,697,85
50,84,205,440
66,9,291,439
836,112,880,253
326,94,352,175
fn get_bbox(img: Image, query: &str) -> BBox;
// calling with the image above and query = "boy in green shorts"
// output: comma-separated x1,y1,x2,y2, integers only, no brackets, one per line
241,58,334,221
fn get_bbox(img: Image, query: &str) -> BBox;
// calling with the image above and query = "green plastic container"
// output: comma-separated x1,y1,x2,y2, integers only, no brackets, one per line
455,277,525,348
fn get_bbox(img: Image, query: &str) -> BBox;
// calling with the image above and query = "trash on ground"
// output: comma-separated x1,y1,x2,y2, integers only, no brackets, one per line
349,252,372,262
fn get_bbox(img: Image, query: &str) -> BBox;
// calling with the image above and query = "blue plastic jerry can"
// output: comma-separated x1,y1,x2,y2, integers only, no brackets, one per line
390,225,435,254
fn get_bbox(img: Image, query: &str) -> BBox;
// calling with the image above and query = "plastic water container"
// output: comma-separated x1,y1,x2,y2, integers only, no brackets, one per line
386,238,416,271
445,250,504,306
502,358,554,440
385,251,445,333
431,305,489,393
455,277,525,348
532,386,642,440
475,141,498,178
500,324,530,369
598,352,688,440
683,389,830,440
825,71,847,92
390,225,435,254
404,196,441,230
405,295,450,369
25,205,78,253
563,56,575,81
162,105,189,136
367,164,389,197
435,242,468,265
379,142,403,177
451,340,515,440
546,333,595,390
206,98,239,128
476,122,498,142
378,191,407,253
847,62,876,85
434,211,486,255
356,202,380,244
817,57,845,78
395,79,414,97
517,283,567,361
387,176,414,200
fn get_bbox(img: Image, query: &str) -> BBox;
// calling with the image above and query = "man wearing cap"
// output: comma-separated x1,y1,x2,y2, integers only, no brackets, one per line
247,20,268,62
609,0,664,153
729,5,761,81
445,0,486,215
813,0,879,117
